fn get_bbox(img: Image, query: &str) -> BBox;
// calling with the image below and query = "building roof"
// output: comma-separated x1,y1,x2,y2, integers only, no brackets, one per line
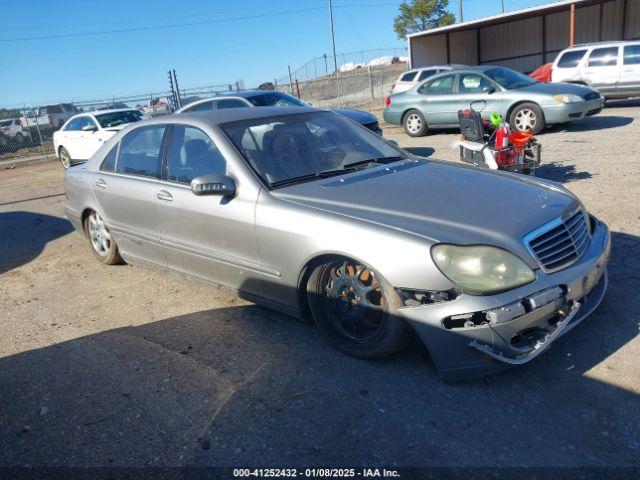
407,0,593,38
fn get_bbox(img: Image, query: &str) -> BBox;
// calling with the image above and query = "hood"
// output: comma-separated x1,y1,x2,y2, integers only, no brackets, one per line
272,159,578,267
516,81,597,97
331,109,377,125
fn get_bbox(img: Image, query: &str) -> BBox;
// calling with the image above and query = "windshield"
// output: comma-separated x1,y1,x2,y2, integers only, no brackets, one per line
221,111,404,187
247,92,307,108
95,110,146,128
485,67,537,90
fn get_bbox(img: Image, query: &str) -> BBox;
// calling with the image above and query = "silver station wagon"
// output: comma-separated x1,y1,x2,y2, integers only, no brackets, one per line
64,107,610,380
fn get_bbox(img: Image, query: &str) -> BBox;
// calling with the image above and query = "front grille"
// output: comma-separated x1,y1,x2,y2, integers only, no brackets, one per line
583,91,600,101
525,209,590,272
364,120,379,132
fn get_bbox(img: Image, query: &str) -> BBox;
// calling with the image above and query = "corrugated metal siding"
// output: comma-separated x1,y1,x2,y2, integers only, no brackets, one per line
575,4,600,43
627,0,640,39
602,0,623,40
450,29,478,64
410,34,447,67
486,55,544,72
480,16,543,63
545,11,570,54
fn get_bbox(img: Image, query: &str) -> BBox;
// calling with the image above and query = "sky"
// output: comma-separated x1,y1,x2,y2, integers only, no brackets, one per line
1,0,554,107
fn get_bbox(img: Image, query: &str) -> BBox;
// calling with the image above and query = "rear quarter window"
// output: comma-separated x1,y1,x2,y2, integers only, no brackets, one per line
100,144,118,172
624,45,640,65
557,50,587,68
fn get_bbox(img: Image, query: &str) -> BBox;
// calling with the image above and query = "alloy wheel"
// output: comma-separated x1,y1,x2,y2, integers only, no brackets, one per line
321,260,386,342
88,211,111,258
514,108,537,132
405,113,423,134
59,149,71,169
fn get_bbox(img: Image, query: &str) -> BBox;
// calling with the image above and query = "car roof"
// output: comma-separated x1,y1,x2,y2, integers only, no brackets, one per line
90,108,139,115
564,40,639,50
212,90,275,99
152,106,322,128
405,64,465,73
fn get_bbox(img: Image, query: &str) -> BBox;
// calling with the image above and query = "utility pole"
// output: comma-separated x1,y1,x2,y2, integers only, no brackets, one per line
500,0,505,13
459,0,463,23
328,0,338,74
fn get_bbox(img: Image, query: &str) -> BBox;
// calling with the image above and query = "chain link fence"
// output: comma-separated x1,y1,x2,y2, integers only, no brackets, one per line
1,47,407,164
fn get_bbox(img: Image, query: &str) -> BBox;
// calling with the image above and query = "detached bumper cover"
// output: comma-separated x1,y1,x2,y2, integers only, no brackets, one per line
399,217,610,381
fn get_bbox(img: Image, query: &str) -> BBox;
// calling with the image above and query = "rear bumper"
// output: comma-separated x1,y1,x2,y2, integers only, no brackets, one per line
543,97,604,124
398,217,610,381
383,108,403,126
64,204,84,234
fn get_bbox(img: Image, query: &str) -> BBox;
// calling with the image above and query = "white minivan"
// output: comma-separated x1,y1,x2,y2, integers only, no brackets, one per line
552,41,640,98
389,65,464,94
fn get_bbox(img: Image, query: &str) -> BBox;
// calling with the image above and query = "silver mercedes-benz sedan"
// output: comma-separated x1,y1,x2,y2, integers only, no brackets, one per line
64,107,610,381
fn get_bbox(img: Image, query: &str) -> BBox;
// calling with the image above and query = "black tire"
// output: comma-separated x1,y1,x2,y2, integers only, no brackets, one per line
83,210,123,265
402,109,428,137
15,132,24,145
509,102,545,134
59,147,72,169
306,258,410,359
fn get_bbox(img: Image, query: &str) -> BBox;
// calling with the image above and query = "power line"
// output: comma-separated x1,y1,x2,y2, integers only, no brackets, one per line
0,2,402,42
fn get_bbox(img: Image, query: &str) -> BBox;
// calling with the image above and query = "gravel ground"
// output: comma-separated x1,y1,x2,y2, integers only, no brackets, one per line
0,101,639,469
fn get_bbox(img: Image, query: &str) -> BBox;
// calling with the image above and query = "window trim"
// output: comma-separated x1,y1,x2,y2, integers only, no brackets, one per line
113,124,169,180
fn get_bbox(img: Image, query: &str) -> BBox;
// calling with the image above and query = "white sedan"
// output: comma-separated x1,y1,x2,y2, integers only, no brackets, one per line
53,109,147,168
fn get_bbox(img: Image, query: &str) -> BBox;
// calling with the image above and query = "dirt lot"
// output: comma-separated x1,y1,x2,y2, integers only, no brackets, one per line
1,101,639,470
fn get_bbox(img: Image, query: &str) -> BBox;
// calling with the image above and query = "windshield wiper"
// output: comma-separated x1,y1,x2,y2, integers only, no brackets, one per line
341,156,404,170
269,169,350,189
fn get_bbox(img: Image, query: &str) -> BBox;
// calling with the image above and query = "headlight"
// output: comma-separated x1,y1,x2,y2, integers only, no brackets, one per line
553,94,583,104
431,244,536,295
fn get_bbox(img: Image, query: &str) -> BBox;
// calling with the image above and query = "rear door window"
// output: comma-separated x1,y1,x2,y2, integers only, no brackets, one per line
417,69,437,81
400,71,418,82
623,45,640,65
185,101,215,112
557,49,587,68
419,74,455,95
216,99,248,109
588,47,619,67
116,125,166,178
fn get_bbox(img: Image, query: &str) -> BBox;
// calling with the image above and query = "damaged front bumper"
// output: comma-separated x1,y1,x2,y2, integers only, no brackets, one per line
399,216,611,381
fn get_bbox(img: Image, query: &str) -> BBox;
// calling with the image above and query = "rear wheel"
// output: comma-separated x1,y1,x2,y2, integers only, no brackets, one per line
307,258,409,359
509,103,544,134
15,132,25,145
84,211,123,265
403,109,428,137
59,147,72,169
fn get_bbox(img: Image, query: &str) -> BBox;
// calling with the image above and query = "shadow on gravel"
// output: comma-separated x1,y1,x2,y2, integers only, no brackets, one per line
604,98,640,108
0,211,73,274
552,115,633,132
536,162,593,183
404,147,435,158
0,232,638,468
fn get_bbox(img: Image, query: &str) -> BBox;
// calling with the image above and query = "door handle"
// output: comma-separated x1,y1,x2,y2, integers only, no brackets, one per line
95,178,106,189
156,190,173,202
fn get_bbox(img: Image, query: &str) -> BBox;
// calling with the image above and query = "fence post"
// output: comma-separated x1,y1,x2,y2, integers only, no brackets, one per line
22,106,35,146
295,79,301,99
288,65,294,95
32,109,47,158
324,54,328,76
235,81,240,91
368,66,374,100
274,79,278,92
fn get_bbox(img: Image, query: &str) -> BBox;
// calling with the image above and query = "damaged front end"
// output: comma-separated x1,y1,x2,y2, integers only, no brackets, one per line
398,215,611,381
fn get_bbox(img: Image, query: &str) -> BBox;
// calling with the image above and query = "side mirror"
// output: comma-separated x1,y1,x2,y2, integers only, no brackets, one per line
82,125,97,132
191,173,236,197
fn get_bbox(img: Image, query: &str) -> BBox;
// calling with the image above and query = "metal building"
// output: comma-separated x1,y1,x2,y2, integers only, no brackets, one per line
407,0,640,73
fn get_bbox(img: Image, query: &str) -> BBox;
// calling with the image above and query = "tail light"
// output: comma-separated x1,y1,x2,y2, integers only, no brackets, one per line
385,97,391,107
